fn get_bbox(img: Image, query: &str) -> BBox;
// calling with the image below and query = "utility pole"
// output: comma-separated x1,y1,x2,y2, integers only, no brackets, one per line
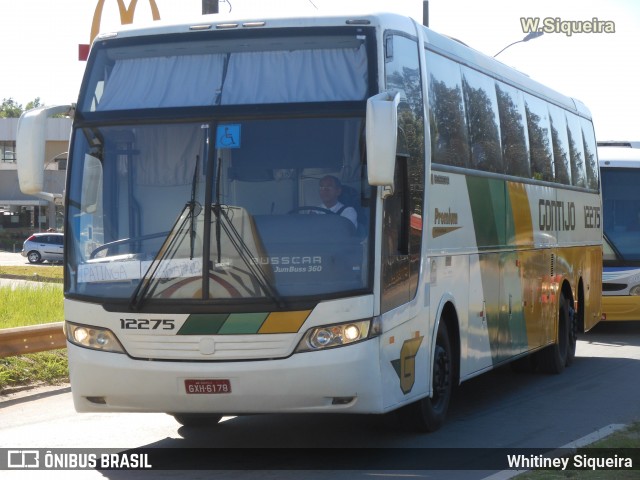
423,1,429,27
202,0,218,14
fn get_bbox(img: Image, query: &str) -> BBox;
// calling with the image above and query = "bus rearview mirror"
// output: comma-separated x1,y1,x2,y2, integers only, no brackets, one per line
366,91,400,195
17,105,72,201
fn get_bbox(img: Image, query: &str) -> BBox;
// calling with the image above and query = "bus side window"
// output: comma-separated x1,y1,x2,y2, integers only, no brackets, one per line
566,113,587,188
462,66,503,173
426,50,470,169
524,94,554,182
495,82,530,178
548,104,572,186
581,119,599,190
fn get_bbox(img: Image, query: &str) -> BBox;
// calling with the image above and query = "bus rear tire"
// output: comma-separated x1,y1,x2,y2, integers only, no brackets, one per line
171,413,224,427
537,293,570,374
398,321,453,432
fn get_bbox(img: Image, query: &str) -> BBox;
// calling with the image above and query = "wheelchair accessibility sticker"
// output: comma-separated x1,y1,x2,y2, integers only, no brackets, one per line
216,124,241,149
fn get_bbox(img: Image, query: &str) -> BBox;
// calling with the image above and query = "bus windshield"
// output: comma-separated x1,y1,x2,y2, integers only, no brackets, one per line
601,167,640,261
66,117,372,303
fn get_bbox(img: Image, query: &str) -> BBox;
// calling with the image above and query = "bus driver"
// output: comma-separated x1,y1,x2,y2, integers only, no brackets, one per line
316,175,358,227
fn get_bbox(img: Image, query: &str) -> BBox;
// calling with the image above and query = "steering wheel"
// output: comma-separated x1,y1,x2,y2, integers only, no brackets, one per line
288,206,336,215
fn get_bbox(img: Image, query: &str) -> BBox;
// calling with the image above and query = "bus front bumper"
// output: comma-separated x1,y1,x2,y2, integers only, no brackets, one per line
67,339,384,415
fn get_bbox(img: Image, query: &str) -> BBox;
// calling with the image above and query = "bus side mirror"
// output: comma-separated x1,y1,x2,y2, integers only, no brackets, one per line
366,91,400,197
17,105,72,202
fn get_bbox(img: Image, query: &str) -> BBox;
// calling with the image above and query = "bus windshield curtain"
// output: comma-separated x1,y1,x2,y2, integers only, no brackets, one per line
96,45,367,110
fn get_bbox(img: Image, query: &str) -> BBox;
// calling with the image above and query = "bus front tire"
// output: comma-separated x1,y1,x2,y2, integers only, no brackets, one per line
398,321,453,433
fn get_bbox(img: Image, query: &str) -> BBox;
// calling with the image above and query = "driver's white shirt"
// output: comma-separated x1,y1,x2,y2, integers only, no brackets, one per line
317,201,358,227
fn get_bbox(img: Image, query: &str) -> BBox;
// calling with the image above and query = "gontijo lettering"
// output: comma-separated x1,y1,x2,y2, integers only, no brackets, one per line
538,199,576,231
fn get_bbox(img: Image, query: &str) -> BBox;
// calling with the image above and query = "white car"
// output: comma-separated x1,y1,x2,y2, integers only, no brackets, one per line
21,232,64,264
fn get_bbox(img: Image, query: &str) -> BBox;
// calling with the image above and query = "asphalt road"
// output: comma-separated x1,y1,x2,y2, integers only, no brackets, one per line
0,251,42,267
1,321,639,480
1,250,638,478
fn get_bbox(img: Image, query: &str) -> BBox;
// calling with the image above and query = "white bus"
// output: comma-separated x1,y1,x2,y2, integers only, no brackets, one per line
599,141,640,321
17,11,602,431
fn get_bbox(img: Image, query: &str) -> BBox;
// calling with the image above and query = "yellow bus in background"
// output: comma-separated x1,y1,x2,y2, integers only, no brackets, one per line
599,141,640,321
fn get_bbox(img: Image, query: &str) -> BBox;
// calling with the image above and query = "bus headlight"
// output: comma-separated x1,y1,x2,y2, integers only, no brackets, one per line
295,319,376,353
630,285,640,296
66,322,126,354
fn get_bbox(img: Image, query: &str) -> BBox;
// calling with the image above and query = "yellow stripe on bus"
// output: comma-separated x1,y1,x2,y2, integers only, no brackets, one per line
507,182,534,246
258,310,312,333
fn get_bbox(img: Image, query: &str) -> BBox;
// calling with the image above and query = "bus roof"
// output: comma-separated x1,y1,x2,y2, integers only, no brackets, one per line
94,10,590,120
599,143,640,167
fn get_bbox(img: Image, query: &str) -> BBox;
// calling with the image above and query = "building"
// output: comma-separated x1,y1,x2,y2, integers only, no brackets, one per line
0,117,69,250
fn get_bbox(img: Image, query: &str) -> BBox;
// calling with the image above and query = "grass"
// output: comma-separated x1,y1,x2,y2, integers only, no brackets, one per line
0,282,67,392
0,264,64,282
0,351,68,391
0,284,64,328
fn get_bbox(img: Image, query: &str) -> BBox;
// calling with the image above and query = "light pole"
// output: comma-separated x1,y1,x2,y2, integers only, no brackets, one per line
494,31,543,58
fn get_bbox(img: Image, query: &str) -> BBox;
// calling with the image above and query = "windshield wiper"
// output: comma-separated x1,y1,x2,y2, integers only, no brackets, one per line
189,156,201,260
208,151,283,306
129,203,195,311
129,155,201,311
211,205,284,308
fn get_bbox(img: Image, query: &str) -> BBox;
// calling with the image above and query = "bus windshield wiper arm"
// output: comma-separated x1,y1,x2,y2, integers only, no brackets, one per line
212,205,284,308
189,156,200,260
129,202,195,311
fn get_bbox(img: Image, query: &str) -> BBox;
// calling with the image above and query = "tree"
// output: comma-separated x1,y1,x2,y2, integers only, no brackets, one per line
0,98,22,118
0,97,45,118
25,97,43,111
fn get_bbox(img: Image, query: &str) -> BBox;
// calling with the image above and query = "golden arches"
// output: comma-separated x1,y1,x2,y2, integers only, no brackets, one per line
90,0,161,44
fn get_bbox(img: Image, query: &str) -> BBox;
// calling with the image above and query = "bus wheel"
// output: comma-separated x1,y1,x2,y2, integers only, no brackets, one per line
171,413,223,427
538,293,570,374
398,321,453,432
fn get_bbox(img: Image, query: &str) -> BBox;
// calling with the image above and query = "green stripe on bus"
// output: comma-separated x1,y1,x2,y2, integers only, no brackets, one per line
467,177,530,363
179,312,272,335
178,314,229,335
466,176,506,249
218,312,270,334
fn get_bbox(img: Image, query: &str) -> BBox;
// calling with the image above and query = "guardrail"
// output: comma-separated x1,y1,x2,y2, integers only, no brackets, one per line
0,323,65,358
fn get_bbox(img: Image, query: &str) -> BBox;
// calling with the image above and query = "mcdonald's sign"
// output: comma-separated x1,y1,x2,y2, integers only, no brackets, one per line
79,0,161,61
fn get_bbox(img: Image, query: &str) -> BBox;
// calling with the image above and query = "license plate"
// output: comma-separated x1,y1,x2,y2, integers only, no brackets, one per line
185,379,231,394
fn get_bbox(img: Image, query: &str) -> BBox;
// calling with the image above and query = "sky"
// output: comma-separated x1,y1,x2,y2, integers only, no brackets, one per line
1,0,639,141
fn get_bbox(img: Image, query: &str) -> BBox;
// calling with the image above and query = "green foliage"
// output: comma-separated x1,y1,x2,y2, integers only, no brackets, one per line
0,350,68,391
0,284,64,329
0,97,45,118
25,97,42,111
0,265,64,282
0,284,67,391
0,98,23,118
